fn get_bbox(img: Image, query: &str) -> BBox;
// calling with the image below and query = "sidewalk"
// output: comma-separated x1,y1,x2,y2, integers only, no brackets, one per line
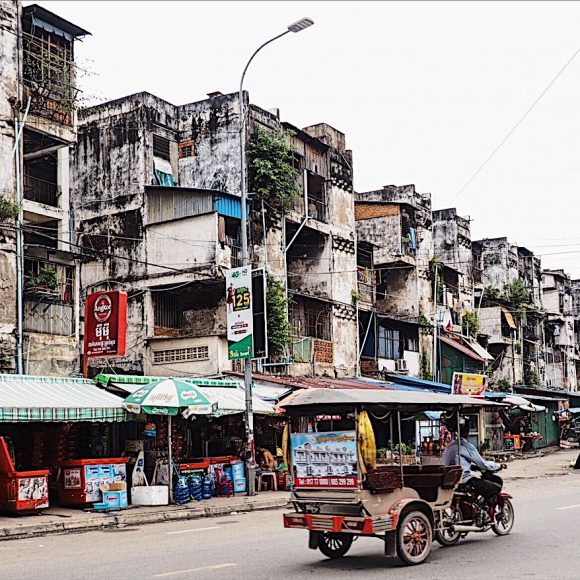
0,490,291,541
1,449,578,541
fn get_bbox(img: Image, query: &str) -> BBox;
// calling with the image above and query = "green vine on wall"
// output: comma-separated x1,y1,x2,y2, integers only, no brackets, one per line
266,274,293,357
462,310,480,338
0,196,20,222
248,128,300,215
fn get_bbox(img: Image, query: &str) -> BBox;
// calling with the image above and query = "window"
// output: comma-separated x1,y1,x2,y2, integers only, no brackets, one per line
178,140,195,158
378,327,401,360
405,336,419,352
153,346,209,364
290,297,332,341
153,135,171,161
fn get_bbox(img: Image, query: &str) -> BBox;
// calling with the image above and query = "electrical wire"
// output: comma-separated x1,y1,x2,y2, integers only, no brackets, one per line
451,42,580,202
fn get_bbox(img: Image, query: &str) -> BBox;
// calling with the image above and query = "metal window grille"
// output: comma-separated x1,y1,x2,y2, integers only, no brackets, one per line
153,135,171,161
153,346,209,364
290,298,332,341
178,140,195,158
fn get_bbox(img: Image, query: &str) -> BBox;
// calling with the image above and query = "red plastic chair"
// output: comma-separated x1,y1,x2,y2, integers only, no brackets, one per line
214,467,233,498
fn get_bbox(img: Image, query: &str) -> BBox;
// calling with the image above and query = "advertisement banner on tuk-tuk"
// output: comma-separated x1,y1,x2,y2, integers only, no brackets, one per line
290,431,358,488
451,372,487,398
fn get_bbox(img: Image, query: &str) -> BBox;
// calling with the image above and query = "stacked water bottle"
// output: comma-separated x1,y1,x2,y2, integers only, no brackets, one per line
188,476,203,501
231,461,246,493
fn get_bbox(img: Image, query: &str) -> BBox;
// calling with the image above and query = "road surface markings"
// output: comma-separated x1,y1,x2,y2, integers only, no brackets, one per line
165,526,218,535
557,503,580,511
153,563,237,577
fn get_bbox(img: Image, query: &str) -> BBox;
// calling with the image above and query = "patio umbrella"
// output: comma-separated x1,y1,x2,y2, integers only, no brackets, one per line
503,395,545,413
122,378,215,500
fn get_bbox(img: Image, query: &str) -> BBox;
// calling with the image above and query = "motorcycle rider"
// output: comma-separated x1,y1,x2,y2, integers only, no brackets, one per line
442,417,504,507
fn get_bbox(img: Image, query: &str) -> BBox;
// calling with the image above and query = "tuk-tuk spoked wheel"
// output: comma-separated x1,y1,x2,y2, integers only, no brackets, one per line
396,511,432,566
318,533,354,558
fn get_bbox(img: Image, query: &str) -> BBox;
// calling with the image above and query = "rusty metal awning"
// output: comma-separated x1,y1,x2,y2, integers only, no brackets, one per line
502,308,517,330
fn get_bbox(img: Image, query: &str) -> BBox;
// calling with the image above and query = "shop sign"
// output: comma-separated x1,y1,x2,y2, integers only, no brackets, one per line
18,477,49,507
226,266,253,360
452,372,487,397
291,431,358,489
184,403,216,415
64,468,82,489
84,291,128,358
143,423,157,437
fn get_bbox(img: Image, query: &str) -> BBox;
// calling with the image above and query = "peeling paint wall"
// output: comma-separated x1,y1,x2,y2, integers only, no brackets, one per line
178,93,242,194
476,238,519,292
432,208,474,308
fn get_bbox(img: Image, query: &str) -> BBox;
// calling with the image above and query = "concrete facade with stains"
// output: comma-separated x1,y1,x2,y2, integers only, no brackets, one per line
355,184,434,379
0,3,88,375
73,90,358,378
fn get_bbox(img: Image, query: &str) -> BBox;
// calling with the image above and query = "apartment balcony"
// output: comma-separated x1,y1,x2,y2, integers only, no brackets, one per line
24,174,60,207
357,266,376,308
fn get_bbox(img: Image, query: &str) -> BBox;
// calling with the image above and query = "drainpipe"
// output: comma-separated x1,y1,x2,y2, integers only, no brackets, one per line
14,98,31,375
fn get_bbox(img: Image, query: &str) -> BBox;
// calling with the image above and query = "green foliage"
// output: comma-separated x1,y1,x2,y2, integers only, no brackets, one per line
418,312,431,327
524,368,539,386
514,340,522,355
393,442,415,456
504,279,530,309
462,310,480,338
497,378,511,391
351,289,362,305
248,128,300,215
484,286,500,299
27,267,58,290
421,350,433,381
266,274,293,357
0,195,20,222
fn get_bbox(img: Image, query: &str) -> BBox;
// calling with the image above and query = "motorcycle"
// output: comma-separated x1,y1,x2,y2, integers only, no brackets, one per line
436,466,515,546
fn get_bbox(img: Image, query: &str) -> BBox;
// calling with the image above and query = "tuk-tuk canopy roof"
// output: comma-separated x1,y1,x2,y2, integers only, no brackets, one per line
279,388,502,415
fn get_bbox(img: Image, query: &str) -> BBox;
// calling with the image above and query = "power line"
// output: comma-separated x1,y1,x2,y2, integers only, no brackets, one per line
451,42,580,203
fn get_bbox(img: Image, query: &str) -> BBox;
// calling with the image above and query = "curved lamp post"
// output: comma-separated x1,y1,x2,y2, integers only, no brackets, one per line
239,17,314,496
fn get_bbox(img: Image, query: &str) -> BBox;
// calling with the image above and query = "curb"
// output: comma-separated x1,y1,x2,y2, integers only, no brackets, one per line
0,499,290,542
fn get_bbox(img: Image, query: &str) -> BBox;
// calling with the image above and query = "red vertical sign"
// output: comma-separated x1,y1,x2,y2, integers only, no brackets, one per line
84,291,127,358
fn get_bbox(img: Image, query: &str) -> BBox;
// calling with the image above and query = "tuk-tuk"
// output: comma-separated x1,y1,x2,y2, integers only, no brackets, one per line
281,388,499,566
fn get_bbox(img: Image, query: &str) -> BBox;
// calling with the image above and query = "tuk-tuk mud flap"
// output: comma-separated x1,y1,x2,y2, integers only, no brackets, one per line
309,531,321,550
384,531,397,558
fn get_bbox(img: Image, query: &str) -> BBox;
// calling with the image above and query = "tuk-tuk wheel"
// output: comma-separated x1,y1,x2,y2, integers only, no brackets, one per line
318,533,354,558
396,511,432,566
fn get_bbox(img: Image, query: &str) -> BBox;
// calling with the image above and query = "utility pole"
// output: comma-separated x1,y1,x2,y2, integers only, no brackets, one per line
238,17,314,496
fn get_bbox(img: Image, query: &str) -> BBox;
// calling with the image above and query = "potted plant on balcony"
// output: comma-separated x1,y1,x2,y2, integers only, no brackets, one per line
27,267,58,294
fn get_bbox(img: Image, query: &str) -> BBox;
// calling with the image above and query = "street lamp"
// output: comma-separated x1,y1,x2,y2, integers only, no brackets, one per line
239,17,314,496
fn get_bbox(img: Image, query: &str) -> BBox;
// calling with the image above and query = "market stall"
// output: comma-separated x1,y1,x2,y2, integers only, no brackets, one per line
97,373,280,499
0,374,130,511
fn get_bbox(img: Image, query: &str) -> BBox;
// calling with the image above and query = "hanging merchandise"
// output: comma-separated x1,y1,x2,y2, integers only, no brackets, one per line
358,410,377,472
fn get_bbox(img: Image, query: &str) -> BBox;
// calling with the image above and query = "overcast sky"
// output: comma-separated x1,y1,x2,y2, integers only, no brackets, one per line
35,1,580,277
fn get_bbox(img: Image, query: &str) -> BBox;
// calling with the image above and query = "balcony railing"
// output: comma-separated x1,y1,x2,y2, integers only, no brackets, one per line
24,174,59,207
357,266,376,305
227,236,242,268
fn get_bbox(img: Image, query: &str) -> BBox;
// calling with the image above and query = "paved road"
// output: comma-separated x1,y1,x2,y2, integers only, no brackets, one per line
1,471,579,580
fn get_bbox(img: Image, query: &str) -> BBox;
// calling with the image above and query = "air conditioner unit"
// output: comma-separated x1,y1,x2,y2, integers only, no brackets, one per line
395,359,408,372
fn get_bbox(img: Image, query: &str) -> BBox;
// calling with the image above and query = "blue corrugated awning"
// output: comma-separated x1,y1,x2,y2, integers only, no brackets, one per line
0,375,128,423
383,373,452,394
346,376,434,393
32,16,73,42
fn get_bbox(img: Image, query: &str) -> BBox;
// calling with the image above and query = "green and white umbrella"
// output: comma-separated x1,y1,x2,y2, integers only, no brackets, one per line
122,378,215,416
122,378,217,502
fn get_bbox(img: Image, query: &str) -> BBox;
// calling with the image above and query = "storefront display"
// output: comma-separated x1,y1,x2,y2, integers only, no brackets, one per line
0,437,49,513
59,457,127,506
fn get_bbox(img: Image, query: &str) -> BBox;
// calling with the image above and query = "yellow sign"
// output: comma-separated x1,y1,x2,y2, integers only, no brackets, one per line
452,372,487,397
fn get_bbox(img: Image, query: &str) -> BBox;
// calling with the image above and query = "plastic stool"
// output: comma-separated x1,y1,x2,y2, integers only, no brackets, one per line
257,471,278,491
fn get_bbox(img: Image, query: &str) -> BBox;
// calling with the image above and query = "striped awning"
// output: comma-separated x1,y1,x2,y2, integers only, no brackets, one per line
0,375,129,423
